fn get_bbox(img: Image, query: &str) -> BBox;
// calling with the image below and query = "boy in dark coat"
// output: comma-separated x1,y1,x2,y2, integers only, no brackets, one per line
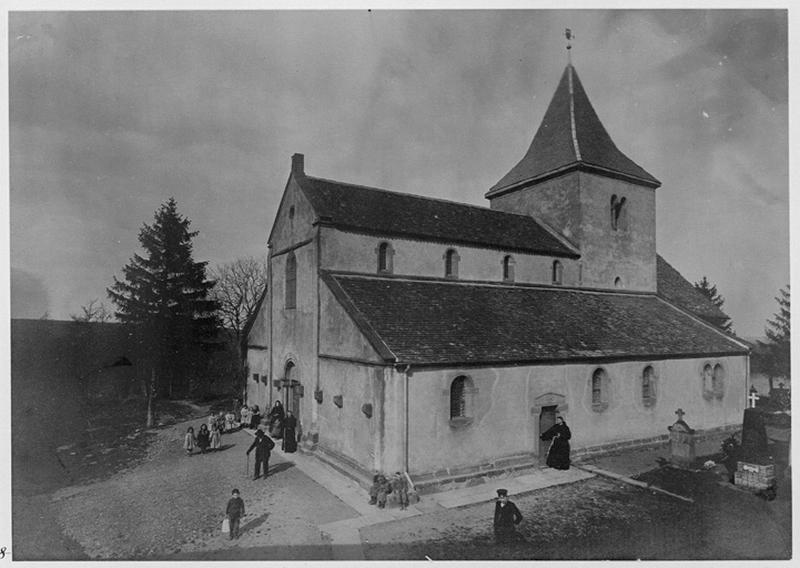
493,488,523,544
225,489,245,540
246,428,275,480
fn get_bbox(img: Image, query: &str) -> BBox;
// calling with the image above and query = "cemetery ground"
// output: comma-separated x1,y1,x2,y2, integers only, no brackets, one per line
12,402,791,561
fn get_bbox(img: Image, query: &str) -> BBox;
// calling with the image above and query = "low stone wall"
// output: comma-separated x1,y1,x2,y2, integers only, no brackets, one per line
572,423,741,461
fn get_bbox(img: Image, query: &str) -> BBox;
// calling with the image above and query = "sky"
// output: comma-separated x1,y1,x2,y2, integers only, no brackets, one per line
7,9,789,337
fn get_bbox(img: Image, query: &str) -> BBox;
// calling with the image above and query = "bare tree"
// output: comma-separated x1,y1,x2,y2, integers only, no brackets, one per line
210,256,268,343
70,298,113,322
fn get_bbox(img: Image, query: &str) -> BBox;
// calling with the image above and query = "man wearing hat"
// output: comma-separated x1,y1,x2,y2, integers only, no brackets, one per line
493,488,523,544
246,427,275,480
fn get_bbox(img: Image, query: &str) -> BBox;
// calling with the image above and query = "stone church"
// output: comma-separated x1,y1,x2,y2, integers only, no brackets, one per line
245,62,749,488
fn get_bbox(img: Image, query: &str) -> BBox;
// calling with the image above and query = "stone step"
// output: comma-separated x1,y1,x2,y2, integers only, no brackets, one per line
411,455,546,495
304,446,374,491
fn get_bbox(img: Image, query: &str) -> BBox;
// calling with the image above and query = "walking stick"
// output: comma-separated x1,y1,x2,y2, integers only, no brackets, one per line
246,453,249,477
546,433,558,463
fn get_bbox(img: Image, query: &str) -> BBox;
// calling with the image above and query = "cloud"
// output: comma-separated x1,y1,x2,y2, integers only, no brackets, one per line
7,10,788,336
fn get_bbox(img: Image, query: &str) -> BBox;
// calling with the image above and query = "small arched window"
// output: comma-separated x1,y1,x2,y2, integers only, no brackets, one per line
450,376,467,418
552,260,563,285
614,277,623,289
611,195,627,231
642,366,656,406
502,255,515,282
713,364,725,398
285,252,297,309
444,249,460,279
591,368,608,410
702,363,713,399
288,205,295,220
376,241,394,274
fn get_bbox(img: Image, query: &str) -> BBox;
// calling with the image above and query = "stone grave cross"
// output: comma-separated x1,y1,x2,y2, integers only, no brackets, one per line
675,408,685,421
748,388,760,408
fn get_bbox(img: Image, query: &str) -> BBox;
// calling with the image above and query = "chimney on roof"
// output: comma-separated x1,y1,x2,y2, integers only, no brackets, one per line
292,153,305,176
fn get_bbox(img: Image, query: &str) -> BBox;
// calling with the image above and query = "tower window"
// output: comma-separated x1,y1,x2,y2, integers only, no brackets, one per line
552,260,563,285
444,249,460,279
502,255,515,282
285,252,297,309
376,241,394,274
611,195,627,231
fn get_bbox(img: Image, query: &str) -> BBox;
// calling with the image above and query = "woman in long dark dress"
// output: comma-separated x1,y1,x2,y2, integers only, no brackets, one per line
268,401,285,439
196,423,211,454
250,405,261,430
282,410,298,453
540,416,571,470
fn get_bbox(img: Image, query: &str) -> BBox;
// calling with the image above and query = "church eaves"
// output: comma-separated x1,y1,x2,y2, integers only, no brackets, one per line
486,64,661,198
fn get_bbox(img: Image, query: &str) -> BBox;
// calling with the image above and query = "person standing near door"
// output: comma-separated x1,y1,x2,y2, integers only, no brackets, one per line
540,416,572,470
282,410,298,453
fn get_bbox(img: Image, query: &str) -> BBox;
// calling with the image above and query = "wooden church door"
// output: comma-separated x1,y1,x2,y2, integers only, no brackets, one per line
539,406,557,464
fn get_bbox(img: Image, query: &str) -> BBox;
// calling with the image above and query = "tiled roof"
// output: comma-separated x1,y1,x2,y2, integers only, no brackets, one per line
323,273,746,366
297,175,579,258
487,65,660,197
656,255,730,323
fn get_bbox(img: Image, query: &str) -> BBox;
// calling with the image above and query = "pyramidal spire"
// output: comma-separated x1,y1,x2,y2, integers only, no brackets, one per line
486,63,660,197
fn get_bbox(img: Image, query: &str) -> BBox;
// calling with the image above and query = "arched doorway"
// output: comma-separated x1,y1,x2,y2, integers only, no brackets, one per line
283,361,302,417
532,392,568,465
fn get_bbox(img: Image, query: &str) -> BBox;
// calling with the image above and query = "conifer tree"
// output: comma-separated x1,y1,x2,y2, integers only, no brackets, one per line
693,276,733,332
108,198,219,413
759,285,790,391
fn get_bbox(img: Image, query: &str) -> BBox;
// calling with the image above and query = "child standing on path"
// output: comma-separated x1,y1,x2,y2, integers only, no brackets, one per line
183,426,196,456
210,422,222,451
225,488,245,540
376,473,391,509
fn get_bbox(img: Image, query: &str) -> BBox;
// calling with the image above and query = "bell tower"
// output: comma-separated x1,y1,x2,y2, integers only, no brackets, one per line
486,42,660,292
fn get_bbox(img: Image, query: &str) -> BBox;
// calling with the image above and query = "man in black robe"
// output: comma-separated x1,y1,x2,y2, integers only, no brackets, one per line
282,410,298,453
493,488,523,544
540,416,571,470
246,428,275,480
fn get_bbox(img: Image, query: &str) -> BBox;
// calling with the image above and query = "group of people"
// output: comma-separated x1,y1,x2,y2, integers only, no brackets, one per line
368,471,410,510
239,405,262,430
264,401,300,453
183,422,224,455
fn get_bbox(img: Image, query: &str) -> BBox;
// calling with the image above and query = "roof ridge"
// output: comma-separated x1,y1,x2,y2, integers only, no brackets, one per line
567,64,582,162
304,174,566,222
327,270,660,298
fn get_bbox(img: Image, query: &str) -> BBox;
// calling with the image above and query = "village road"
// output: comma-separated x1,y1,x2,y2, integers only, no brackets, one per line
49,421,358,560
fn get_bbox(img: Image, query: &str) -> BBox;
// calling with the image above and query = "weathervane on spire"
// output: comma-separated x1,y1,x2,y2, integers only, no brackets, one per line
565,28,574,64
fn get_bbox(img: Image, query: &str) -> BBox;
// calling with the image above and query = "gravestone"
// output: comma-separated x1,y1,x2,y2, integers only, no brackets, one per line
668,408,696,468
739,407,770,463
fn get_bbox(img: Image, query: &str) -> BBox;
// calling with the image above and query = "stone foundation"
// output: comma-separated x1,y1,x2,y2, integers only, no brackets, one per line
303,423,742,496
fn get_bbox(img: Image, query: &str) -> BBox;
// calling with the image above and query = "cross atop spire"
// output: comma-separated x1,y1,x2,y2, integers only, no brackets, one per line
565,28,574,64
